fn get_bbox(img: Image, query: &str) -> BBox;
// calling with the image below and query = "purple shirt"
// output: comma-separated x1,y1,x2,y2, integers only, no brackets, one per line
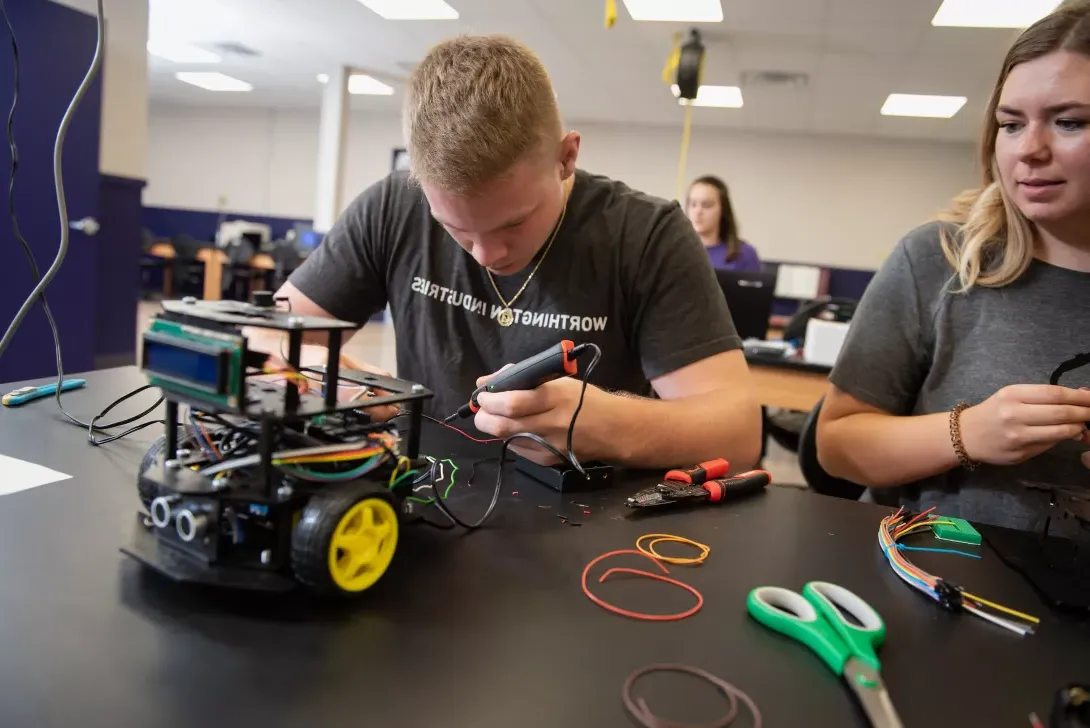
705,240,761,272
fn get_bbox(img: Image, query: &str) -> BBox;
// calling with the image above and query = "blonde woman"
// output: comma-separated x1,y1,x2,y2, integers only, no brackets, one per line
817,1,1090,532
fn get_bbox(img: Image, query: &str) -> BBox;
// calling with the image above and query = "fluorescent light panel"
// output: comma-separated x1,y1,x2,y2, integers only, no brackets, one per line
355,0,458,19
147,40,221,63
881,93,966,118
175,72,252,92
317,73,394,95
671,84,743,108
623,0,723,22
931,0,1062,28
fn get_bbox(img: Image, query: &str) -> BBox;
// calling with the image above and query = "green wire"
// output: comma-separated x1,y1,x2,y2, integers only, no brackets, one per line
441,459,458,498
406,458,459,504
280,454,382,481
390,469,417,489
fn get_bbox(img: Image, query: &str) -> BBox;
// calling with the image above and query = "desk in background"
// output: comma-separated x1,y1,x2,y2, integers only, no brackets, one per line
747,352,830,412
146,242,275,301
0,366,1083,727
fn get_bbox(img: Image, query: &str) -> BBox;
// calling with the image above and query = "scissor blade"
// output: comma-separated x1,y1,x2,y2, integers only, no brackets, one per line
844,658,904,728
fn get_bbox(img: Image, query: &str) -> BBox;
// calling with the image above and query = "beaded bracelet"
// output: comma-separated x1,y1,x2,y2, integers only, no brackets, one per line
949,401,978,471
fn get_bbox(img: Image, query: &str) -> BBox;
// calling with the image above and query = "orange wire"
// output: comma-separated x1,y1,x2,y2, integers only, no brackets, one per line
195,419,221,459
581,550,704,621
635,533,710,565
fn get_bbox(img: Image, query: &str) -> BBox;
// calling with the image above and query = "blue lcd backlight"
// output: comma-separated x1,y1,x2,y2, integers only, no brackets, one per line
145,340,222,391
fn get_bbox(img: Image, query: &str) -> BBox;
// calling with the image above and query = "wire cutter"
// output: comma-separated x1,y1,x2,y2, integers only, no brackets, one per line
625,468,770,509
747,582,903,728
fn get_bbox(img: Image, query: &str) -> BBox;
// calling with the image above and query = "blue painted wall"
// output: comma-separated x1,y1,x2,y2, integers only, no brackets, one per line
764,261,876,318
96,175,145,368
143,206,312,243
0,0,103,383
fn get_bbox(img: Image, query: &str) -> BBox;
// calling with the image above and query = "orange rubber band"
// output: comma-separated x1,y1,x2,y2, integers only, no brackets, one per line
581,549,704,621
636,533,710,565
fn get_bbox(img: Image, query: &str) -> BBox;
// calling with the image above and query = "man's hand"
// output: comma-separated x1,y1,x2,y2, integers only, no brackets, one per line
473,368,609,465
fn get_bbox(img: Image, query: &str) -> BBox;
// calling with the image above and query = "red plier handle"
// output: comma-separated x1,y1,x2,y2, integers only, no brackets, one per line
665,458,729,485
701,470,771,503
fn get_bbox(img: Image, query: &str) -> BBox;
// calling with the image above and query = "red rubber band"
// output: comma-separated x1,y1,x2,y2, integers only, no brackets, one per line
581,549,704,621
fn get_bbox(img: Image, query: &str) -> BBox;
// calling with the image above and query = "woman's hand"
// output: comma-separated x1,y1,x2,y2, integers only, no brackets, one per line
959,385,1090,466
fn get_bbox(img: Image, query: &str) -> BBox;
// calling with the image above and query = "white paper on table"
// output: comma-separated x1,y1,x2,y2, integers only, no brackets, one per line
0,453,72,496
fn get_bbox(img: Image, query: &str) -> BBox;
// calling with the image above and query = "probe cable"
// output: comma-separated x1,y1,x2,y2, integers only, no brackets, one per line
427,342,603,530
623,664,763,728
581,549,704,622
878,506,1040,636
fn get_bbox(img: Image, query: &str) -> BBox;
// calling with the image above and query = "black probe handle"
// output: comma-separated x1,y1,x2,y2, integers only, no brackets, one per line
469,340,577,411
702,470,771,503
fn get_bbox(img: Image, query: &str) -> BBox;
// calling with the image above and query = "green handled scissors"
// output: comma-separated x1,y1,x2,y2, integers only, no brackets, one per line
747,581,903,728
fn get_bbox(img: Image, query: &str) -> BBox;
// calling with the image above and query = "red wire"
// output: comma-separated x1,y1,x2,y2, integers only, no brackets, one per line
581,549,704,621
897,506,937,536
423,414,503,444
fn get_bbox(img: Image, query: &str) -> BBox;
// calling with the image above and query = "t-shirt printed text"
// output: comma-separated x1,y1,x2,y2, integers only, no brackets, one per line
410,276,608,332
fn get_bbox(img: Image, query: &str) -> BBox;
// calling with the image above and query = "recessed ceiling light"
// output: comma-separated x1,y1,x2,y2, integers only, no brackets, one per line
317,73,395,95
671,84,743,108
931,0,1061,28
623,0,723,22
355,0,458,20
880,93,967,118
146,40,221,63
175,72,253,92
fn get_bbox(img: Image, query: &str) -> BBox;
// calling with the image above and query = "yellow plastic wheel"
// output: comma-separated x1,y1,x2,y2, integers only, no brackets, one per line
292,485,401,596
327,497,399,592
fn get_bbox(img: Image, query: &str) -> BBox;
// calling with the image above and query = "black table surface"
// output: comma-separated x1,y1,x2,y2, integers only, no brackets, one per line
0,367,1087,728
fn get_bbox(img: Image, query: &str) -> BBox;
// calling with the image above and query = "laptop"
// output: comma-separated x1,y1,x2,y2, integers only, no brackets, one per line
715,269,778,341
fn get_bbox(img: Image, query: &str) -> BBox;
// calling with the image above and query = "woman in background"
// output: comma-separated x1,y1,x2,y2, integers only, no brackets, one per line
685,175,761,271
817,1,1090,533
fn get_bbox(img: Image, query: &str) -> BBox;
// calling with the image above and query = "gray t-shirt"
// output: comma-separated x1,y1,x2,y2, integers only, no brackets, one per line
289,169,741,418
829,221,1090,532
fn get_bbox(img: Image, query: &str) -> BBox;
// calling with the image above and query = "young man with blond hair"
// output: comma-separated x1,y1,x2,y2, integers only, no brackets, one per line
275,34,761,470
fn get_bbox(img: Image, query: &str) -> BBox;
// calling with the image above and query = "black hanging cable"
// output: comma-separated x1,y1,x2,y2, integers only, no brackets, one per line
0,0,63,382
0,0,160,445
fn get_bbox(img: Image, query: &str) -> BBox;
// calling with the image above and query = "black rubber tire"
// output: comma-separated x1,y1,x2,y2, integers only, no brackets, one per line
291,482,399,596
138,434,168,508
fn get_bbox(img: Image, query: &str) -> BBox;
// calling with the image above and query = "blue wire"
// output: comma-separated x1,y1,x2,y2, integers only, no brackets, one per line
897,544,981,560
188,412,219,461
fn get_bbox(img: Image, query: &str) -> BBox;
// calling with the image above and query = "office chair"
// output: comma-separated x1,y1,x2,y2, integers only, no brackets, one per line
766,296,861,453
263,241,304,291
782,296,858,345
222,236,265,301
796,396,866,501
169,233,211,298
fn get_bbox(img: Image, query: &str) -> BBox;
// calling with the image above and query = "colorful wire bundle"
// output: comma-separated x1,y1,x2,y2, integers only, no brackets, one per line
275,435,398,482
878,507,1041,636
582,548,705,621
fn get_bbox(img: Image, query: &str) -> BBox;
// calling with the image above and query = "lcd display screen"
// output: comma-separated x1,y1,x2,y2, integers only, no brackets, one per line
144,340,223,392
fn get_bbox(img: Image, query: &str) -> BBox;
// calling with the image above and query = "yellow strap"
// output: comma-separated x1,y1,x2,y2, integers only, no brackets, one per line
662,32,681,84
604,0,616,28
675,102,693,201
